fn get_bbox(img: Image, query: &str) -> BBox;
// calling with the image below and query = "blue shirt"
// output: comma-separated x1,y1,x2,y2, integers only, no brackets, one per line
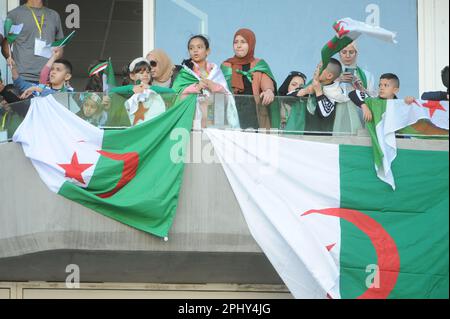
14,77,73,97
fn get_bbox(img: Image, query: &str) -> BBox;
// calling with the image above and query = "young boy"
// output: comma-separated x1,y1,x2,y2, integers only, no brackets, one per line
349,73,415,122
297,58,348,133
298,58,348,117
11,50,73,99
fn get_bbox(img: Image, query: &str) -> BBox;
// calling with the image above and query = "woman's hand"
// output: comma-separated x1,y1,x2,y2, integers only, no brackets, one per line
260,89,275,106
196,81,209,92
297,85,315,97
204,79,218,92
297,89,309,97
339,73,355,83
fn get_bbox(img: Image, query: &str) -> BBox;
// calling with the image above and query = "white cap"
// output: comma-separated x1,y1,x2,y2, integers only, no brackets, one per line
129,57,150,72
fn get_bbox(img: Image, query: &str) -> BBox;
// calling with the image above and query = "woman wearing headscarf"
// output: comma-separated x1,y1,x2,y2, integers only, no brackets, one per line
334,41,377,135
278,71,307,131
221,29,277,130
146,49,182,88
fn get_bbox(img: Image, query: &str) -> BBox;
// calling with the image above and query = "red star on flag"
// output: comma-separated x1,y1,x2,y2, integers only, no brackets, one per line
58,152,94,185
422,101,446,118
133,103,149,126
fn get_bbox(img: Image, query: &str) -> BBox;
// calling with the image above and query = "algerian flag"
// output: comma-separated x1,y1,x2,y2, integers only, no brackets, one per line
365,98,449,189
206,129,449,299
220,60,277,93
321,18,397,72
52,30,76,48
13,94,197,238
3,18,23,44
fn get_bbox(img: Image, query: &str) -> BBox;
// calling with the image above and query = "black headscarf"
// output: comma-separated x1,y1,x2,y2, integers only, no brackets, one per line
278,71,307,96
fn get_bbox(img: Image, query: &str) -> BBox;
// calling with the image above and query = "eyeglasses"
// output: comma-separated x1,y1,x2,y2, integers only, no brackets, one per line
149,60,158,68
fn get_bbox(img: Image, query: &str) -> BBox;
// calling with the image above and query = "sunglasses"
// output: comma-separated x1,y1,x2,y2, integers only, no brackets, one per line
149,60,158,68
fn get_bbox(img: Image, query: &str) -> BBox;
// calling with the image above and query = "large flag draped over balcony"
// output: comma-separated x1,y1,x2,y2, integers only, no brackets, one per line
206,129,448,299
13,95,196,238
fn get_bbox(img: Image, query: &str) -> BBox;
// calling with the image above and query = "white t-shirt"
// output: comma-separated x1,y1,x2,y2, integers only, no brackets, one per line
125,90,167,126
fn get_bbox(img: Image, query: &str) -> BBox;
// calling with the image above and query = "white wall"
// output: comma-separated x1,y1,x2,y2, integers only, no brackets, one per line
418,0,449,94
143,0,155,56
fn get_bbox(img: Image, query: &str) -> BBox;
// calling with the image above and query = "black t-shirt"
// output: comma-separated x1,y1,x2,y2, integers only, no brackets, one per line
241,64,254,95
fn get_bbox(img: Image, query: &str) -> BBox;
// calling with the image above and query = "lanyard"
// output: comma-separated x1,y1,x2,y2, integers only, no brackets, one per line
1,112,9,131
27,6,45,38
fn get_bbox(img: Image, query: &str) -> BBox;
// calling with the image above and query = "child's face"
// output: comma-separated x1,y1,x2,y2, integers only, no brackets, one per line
130,67,151,85
379,79,399,99
319,68,334,84
83,100,99,118
50,63,72,86
233,35,249,58
340,44,358,66
189,38,210,64
288,76,305,93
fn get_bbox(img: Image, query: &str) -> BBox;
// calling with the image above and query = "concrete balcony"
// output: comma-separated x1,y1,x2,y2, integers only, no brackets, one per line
0,132,448,290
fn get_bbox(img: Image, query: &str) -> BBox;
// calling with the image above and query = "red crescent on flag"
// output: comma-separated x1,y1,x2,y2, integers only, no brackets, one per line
96,150,139,199
302,208,400,299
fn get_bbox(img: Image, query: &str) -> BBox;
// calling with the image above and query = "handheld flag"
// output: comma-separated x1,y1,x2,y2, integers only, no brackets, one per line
4,18,23,44
89,61,109,78
321,18,397,72
103,58,116,93
52,30,76,48
89,58,116,93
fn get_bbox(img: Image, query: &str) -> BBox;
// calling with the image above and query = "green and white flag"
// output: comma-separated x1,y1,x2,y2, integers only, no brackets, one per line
365,98,449,189
206,129,449,299
3,18,23,44
221,60,281,128
88,59,116,93
52,30,76,48
13,94,197,238
89,61,109,78
321,18,397,72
